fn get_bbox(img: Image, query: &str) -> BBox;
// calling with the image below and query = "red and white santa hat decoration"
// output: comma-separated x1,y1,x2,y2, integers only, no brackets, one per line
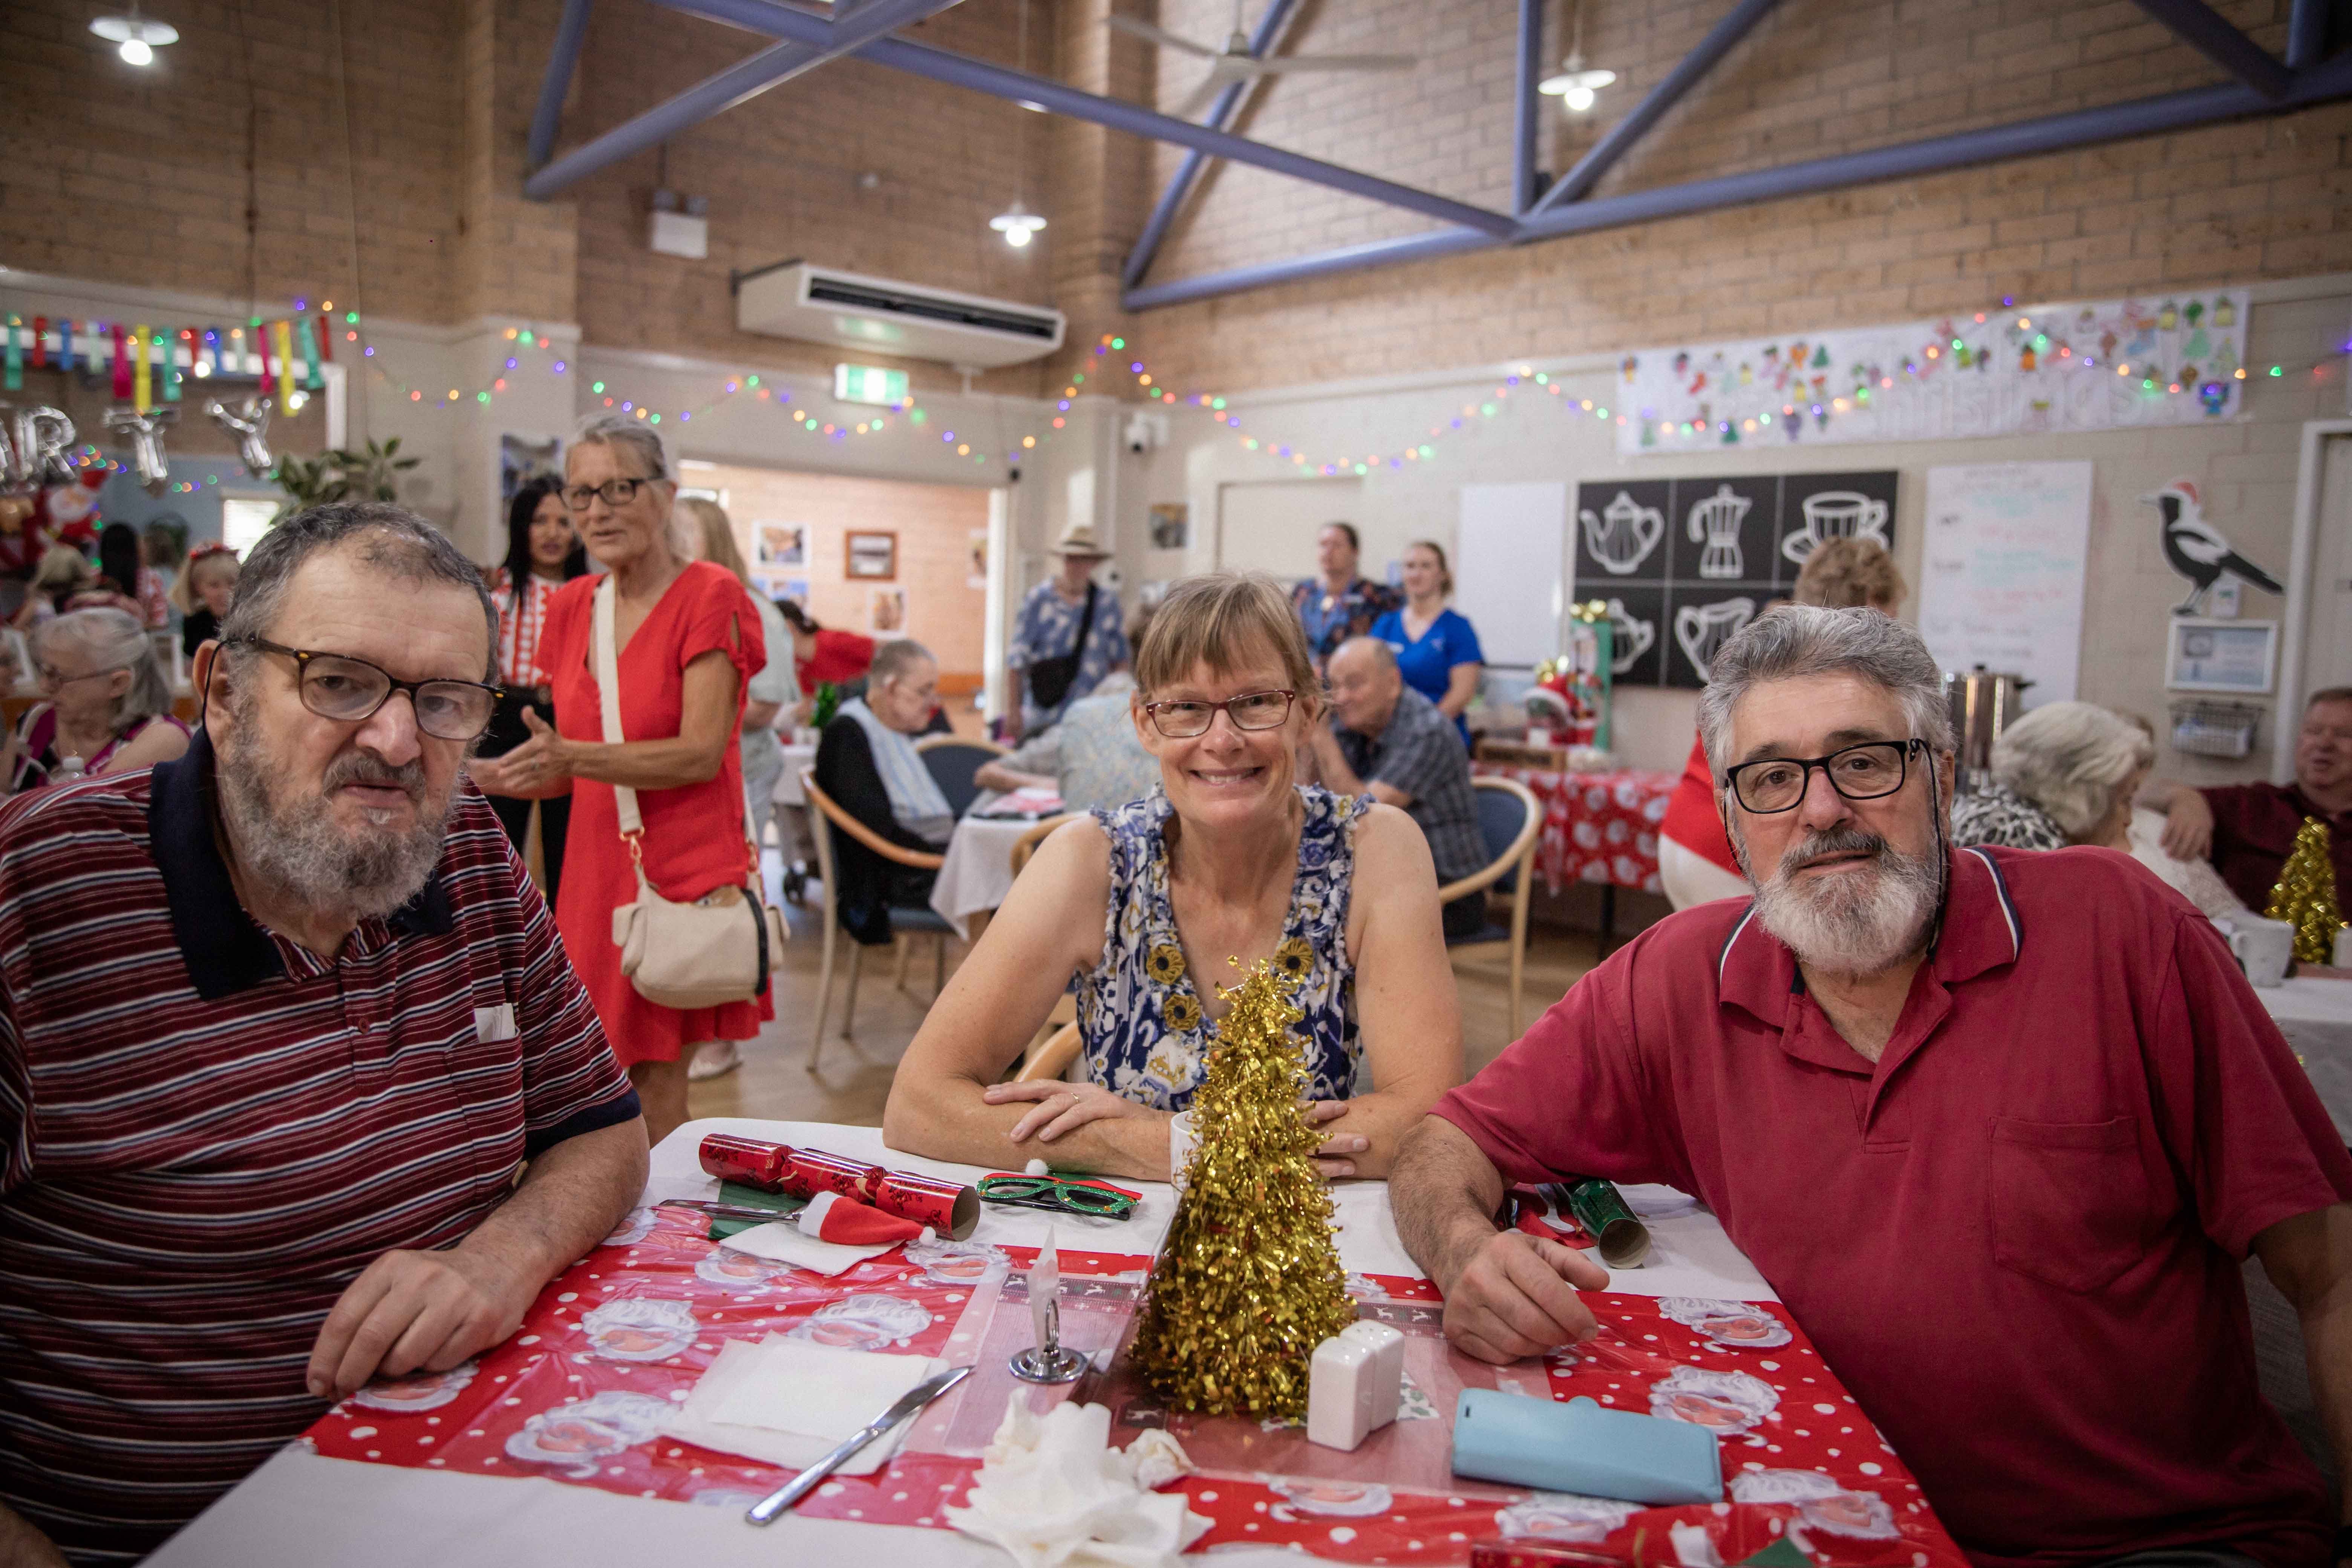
793,1190,933,1247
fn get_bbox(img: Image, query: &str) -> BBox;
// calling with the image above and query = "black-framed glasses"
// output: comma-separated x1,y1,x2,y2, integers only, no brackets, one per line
1723,739,1926,815
559,476,657,511
1143,688,1295,738
237,637,503,741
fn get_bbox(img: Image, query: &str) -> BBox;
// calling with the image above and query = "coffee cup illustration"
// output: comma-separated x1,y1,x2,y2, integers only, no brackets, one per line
1781,490,1890,565
1580,490,1666,575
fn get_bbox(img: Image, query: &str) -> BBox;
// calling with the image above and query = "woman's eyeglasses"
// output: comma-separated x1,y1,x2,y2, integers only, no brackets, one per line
236,637,503,741
1722,739,1925,814
1142,689,1295,738
560,476,657,511
977,1173,1140,1220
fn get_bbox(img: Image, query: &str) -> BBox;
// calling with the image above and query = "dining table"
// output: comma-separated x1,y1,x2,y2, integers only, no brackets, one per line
2262,973,2352,1141
928,799,1063,940
154,1118,1961,1568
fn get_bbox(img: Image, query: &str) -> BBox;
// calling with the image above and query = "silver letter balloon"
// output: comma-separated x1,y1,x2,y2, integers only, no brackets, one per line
206,396,274,478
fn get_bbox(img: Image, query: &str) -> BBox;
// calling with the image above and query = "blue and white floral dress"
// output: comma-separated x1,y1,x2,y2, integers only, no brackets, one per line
1076,784,1368,1110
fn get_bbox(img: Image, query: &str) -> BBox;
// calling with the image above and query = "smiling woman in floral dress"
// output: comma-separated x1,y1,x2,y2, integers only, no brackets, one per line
884,572,1461,1184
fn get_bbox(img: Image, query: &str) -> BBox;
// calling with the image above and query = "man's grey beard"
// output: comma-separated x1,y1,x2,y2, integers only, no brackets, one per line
216,711,449,927
1735,823,1942,979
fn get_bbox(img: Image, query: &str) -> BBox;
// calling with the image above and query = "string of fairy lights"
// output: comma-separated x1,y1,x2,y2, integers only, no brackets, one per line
8,296,2348,495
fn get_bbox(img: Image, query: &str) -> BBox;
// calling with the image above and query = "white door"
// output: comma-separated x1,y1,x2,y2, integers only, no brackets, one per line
2306,434,2352,696
1214,478,1362,578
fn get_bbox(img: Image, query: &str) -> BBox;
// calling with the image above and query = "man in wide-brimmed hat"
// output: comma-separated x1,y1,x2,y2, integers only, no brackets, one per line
1007,521,1128,739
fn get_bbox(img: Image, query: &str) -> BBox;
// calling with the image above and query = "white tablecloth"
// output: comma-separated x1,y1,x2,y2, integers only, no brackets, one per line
155,1118,1772,1568
773,743,818,807
928,813,1048,939
2264,976,2352,1141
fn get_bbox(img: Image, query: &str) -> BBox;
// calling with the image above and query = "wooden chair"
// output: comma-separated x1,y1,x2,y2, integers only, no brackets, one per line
1017,1021,1083,1083
800,769,951,1073
1440,776,1544,1038
1008,812,1080,877
913,734,1008,819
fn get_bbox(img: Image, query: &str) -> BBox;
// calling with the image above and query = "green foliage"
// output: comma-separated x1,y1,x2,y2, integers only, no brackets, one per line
272,437,423,518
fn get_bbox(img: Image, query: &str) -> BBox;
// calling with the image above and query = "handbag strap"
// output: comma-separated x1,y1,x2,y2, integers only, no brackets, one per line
1070,580,1098,655
593,573,763,887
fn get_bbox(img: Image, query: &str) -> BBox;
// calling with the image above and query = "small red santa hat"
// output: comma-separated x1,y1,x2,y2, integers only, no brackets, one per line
793,1190,931,1247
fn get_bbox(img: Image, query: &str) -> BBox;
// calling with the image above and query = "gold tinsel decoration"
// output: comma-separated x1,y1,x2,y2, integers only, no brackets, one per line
2265,815,2346,966
1124,960,1357,1418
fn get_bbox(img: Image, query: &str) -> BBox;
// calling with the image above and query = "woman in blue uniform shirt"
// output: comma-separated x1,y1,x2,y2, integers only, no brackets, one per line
1369,540,1482,749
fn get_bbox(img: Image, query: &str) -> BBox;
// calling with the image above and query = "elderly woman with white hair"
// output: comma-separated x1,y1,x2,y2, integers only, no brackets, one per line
466,415,768,1145
8,607,189,791
1950,700,2154,852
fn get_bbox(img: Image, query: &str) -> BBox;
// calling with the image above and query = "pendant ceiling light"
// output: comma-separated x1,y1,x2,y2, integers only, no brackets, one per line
991,0,1048,249
1538,0,1615,112
91,6,178,67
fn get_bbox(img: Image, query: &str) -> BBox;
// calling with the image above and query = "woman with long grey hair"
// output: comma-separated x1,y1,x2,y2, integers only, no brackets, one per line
8,607,188,791
1951,700,2154,852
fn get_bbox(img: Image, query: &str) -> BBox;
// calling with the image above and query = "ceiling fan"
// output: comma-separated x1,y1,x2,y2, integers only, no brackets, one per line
1105,0,1417,121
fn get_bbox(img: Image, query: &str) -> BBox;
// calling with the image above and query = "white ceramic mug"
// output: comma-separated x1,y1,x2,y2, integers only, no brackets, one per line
2336,924,2351,969
2222,915,2295,987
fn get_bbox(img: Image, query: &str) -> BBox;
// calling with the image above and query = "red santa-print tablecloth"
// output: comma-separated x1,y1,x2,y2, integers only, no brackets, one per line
1472,766,1678,897
302,1201,1963,1567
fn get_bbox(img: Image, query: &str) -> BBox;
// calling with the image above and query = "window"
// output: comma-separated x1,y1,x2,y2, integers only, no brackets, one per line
220,496,280,560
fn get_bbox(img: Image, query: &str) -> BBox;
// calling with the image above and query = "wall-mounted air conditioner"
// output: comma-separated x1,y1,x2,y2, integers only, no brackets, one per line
732,262,1065,371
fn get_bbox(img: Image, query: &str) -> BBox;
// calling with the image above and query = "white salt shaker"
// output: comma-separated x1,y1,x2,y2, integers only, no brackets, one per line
1306,1320,1406,1451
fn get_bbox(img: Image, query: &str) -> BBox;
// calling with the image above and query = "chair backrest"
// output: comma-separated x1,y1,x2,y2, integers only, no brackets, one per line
799,768,840,920
914,735,1008,819
1008,812,1081,877
1472,776,1541,896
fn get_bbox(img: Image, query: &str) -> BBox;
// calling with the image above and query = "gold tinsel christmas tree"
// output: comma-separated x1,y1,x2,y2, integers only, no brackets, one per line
2266,816,2346,965
1125,961,1357,1418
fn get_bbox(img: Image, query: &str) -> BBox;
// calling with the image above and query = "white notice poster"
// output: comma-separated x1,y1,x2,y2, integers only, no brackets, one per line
1919,461,2094,704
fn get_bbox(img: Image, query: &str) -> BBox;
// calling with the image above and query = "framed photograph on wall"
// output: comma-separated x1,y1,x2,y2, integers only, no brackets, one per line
756,522,806,566
1148,502,1189,551
869,586,906,633
846,530,897,580
2166,618,2277,694
752,573,809,609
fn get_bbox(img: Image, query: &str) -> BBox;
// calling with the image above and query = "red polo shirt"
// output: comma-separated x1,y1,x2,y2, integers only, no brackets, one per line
1434,845,2349,1568
2201,781,2352,914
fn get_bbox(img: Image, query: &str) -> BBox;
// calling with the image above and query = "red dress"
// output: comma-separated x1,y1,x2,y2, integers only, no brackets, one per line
542,562,772,1065
796,628,875,695
1657,732,1741,874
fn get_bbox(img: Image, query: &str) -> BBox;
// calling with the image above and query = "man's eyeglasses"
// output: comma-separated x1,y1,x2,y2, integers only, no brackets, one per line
560,476,657,511
1723,739,1926,815
1142,689,1295,738
236,637,503,741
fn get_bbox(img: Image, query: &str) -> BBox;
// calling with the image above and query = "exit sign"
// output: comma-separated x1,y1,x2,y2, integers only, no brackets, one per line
834,364,910,407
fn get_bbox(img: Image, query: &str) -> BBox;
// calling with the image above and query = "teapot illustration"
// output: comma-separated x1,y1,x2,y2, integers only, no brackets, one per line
1579,490,1666,575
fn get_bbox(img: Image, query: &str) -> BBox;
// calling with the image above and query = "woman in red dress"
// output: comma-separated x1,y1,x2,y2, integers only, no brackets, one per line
468,418,770,1144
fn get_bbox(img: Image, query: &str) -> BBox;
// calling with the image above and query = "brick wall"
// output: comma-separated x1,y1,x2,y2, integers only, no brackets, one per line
1133,0,2352,392
0,0,467,324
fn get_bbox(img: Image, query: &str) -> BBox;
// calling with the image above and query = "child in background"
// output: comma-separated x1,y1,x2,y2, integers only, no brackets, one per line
171,545,241,658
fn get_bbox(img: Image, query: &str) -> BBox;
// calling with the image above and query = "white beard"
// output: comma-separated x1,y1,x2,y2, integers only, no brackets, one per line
1736,823,1941,980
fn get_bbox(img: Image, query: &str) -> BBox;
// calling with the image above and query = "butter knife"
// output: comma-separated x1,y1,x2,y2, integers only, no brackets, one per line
745,1364,973,1525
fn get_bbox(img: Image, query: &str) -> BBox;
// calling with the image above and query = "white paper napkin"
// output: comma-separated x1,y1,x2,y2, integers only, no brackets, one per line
718,1220,898,1277
663,1337,937,1474
945,1398,1208,1568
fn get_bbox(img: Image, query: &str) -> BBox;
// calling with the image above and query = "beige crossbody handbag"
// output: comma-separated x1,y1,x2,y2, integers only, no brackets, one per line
595,576,787,1009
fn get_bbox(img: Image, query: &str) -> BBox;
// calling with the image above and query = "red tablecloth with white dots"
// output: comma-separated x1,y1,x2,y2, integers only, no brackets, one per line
1472,765,1677,898
297,1197,1963,1566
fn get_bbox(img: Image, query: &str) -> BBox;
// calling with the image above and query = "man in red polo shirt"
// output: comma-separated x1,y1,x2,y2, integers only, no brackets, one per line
2147,687,2352,914
1394,606,2352,1568
0,505,647,1566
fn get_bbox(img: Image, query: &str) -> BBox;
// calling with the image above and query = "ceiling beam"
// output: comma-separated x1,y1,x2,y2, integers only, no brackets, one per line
1121,0,1305,292
1527,0,1785,218
2131,0,2293,99
1125,50,2352,309
525,0,964,199
655,0,1521,237
527,0,597,172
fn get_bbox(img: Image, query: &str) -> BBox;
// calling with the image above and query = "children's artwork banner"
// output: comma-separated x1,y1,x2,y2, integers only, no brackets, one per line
1616,291,2248,456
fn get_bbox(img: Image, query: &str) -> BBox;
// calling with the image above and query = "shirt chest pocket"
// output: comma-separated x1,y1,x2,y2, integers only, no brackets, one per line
1988,1115,2162,1294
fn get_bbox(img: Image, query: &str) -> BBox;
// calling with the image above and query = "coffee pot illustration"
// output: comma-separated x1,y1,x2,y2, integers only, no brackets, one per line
1781,490,1891,565
1580,490,1666,575
1685,484,1753,580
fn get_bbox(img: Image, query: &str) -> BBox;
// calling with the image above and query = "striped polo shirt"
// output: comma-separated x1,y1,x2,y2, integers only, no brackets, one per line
0,730,639,1564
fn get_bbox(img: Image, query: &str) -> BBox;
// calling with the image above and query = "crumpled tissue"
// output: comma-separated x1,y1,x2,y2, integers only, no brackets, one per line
944,1398,1208,1568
